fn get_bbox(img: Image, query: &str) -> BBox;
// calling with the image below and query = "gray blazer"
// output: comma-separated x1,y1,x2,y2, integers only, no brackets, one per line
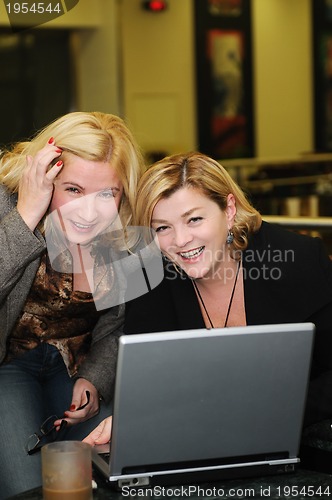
0,184,124,403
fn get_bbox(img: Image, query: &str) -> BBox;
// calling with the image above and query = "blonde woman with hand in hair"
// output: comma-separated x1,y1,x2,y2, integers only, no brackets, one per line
0,111,144,498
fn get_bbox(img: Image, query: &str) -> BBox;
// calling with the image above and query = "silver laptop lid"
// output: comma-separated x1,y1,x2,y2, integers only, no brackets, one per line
109,323,314,479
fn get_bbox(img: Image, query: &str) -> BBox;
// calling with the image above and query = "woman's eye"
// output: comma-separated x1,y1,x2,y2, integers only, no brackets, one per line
66,187,80,194
99,190,115,199
189,217,203,224
155,225,169,233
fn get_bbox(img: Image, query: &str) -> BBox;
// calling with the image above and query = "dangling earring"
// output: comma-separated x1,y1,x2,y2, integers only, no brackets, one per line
226,229,234,245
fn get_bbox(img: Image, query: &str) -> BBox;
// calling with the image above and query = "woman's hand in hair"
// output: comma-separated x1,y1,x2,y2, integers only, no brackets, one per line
17,138,63,231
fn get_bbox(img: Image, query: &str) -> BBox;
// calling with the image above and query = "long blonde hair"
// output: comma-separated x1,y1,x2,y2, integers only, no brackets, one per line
0,111,144,234
135,152,261,252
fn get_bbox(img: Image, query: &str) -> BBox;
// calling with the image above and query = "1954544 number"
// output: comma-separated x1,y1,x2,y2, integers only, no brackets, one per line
5,2,62,14
276,485,331,497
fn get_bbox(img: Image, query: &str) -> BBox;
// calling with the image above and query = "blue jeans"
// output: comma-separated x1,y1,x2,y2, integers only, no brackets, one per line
0,343,113,499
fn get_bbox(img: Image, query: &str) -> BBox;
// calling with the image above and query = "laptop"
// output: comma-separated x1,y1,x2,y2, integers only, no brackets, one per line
92,323,314,489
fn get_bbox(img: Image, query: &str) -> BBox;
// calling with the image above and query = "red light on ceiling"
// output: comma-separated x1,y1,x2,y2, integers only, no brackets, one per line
142,1,167,12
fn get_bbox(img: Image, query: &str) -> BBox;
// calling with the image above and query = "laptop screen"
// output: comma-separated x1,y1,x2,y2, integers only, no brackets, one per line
108,323,314,480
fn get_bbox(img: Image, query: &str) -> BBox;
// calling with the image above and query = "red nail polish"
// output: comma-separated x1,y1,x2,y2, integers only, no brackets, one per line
56,160,63,167
55,148,62,153
48,137,54,144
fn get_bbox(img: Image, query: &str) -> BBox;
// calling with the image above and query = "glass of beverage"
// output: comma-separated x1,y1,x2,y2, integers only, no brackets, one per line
41,441,92,500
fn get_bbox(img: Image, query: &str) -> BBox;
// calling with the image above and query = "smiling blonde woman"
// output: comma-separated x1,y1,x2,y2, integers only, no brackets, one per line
0,111,144,498
84,151,332,455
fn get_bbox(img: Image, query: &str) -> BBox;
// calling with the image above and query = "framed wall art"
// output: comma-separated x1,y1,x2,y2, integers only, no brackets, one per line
312,0,332,151
194,0,254,159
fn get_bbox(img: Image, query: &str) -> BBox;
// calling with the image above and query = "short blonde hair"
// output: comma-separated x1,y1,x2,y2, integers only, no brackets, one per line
135,152,261,252
0,111,144,233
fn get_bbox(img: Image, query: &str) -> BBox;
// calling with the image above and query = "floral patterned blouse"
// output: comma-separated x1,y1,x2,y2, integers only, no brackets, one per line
5,252,105,376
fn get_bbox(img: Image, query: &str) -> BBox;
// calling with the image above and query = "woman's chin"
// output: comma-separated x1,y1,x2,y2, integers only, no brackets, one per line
180,263,209,280
65,233,95,247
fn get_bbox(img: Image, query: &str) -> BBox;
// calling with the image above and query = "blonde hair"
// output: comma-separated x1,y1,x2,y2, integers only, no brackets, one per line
135,152,262,252
0,111,144,234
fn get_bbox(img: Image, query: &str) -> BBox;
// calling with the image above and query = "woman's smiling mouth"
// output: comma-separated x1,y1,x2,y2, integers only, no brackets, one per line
179,246,204,260
70,220,97,232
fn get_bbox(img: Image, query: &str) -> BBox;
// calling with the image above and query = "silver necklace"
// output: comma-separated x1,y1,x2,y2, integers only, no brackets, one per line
192,259,241,329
